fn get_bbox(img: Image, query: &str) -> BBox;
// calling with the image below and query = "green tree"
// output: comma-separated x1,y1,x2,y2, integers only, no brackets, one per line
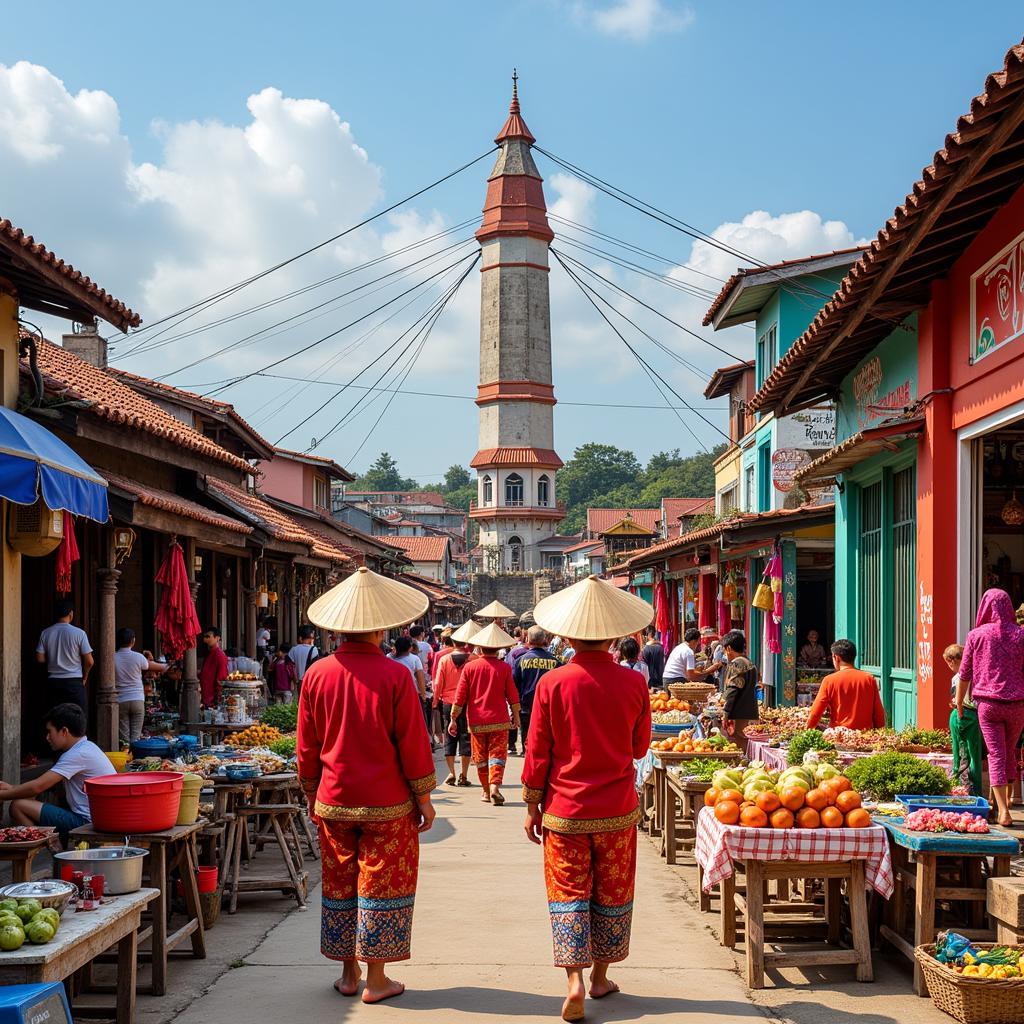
638,445,724,504
556,443,643,511
443,464,471,491
353,452,417,491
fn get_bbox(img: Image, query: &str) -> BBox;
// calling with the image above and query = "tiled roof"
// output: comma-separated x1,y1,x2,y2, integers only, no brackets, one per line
386,534,450,563
272,446,354,482
274,509,357,566
345,490,448,506
205,478,314,547
565,539,605,554
701,247,867,327
662,497,714,520
0,218,140,331
470,447,563,469
398,572,471,606
587,508,662,535
703,361,754,401
751,41,1024,414
101,471,252,535
27,340,251,473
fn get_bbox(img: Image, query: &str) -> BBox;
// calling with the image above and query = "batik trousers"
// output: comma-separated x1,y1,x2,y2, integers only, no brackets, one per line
470,729,508,787
544,825,636,967
318,812,419,963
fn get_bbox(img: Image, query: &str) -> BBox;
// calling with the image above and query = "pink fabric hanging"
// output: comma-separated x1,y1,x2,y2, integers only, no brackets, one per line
55,512,79,594
154,540,202,660
654,577,673,649
718,599,731,635
766,546,783,655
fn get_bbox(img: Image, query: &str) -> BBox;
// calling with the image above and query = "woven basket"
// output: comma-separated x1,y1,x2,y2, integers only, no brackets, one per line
915,945,1024,1024
668,682,716,705
201,888,222,930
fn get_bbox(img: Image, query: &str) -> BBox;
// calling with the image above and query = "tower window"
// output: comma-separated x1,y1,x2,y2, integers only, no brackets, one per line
482,475,493,505
508,535,523,571
537,474,550,507
505,473,524,506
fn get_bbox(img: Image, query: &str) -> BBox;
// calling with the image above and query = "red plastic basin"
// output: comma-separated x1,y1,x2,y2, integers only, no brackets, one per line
85,772,184,833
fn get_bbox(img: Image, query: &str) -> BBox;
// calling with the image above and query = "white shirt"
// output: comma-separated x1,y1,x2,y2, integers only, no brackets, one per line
664,641,696,681
256,627,271,649
114,649,150,703
389,653,425,695
52,737,114,819
620,658,651,682
288,643,318,681
37,622,93,679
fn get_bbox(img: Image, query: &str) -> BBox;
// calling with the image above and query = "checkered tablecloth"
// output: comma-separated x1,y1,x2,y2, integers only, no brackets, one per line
745,738,789,772
694,806,894,898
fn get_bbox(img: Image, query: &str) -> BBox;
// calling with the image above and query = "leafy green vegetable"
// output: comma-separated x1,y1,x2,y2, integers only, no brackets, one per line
787,729,837,766
673,758,723,782
269,736,297,758
261,702,298,731
844,752,952,801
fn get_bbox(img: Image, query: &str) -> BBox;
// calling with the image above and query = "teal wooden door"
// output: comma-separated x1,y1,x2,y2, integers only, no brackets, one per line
858,481,884,695
890,466,917,729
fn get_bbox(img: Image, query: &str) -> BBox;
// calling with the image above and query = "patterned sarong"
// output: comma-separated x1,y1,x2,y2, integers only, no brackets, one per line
319,812,419,963
470,730,507,787
543,825,636,967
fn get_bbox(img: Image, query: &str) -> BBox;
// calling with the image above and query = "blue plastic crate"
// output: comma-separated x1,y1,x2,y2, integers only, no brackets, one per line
0,984,72,1024
896,794,991,815
652,721,697,736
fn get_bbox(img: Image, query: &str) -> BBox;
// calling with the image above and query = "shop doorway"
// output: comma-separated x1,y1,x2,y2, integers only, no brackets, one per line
977,428,1024,609
795,568,835,706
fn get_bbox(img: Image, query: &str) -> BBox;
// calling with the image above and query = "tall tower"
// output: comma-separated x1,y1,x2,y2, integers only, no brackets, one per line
470,75,564,574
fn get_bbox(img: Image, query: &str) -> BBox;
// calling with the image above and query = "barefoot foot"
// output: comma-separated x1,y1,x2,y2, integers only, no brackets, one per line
362,977,405,1004
589,976,620,999
333,963,361,996
561,995,585,1021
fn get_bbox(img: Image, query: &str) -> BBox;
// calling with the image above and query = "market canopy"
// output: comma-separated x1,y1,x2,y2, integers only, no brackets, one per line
794,417,925,488
0,406,108,522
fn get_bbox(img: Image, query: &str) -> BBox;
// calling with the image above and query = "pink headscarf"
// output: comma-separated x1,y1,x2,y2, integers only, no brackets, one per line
960,588,1024,702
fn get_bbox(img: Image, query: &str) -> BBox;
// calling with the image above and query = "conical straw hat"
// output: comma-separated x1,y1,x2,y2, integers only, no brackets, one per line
533,575,653,641
476,599,515,618
307,566,428,633
450,619,480,644
470,621,517,650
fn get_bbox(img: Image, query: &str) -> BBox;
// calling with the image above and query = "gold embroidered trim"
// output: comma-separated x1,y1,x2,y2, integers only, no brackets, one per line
314,799,413,821
522,786,545,803
542,808,642,834
299,776,321,793
449,704,463,718
409,772,436,795
468,721,512,734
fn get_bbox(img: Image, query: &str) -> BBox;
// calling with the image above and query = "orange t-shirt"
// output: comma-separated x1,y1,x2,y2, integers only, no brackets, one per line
806,667,886,730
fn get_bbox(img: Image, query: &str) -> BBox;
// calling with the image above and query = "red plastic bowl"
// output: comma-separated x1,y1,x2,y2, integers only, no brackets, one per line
85,772,184,833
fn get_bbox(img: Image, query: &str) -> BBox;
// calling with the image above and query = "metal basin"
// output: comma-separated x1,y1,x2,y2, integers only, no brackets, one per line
0,879,77,915
54,847,148,894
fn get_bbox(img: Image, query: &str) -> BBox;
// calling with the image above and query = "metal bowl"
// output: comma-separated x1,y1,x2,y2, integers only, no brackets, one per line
0,879,77,915
53,847,149,894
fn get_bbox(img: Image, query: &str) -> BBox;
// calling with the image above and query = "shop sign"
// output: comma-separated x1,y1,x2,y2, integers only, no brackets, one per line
852,355,913,430
972,228,1024,363
776,408,836,451
771,448,812,492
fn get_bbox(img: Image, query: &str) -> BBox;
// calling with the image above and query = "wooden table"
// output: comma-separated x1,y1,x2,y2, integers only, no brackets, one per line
876,816,1021,996
651,751,741,851
179,721,251,746
663,772,711,866
0,888,158,1024
0,833,58,882
71,821,207,996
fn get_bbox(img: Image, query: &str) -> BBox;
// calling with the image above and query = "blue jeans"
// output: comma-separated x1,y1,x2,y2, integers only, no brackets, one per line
39,803,89,844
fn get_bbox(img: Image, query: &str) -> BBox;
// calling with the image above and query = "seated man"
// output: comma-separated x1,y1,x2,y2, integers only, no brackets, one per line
0,704,113,843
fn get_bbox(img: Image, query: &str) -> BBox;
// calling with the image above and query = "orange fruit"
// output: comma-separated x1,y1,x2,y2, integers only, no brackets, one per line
831,775,852,794
779,786,806,812
844,807,871,829
714,800,740,825
770,808,794,829
795,807,821,829
756,791,781,814
819,779,842,805
740,806,768,828
836,791,862,813
820,806,844,829
804,788,828,812
673,742,686,752
704,787,721,807
718,789,743,805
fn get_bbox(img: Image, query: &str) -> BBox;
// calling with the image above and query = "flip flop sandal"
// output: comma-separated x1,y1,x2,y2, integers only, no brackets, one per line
444,774,457,786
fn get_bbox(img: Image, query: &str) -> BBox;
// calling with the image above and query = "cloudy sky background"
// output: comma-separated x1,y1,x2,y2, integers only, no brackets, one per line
1,1,1021,479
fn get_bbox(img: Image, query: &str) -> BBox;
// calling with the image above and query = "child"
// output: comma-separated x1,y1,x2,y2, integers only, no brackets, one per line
268,644,296,704
947,643,983,796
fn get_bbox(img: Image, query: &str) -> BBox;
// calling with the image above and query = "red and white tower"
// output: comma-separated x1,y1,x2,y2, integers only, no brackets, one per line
469,75,564,573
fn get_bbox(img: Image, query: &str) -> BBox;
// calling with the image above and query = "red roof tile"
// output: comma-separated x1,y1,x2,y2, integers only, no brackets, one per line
662,497,714,519
470,447,563,469
586,508,662,535
345,490,449,507
0,218,140,331
386,534,450,563
205,478,315,547
27,340,251,473
565,539,605,554
703,361,754,401
272,446,354,482
102,471,252,535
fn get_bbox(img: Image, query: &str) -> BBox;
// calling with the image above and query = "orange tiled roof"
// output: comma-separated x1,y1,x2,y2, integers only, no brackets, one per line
565,539,605,555
386,534,450,562
206,478,314,546
274,510,356,567
27,340,251,473
272,446,354,482
101,471,252,535
470,447,563,470
587,508,662,535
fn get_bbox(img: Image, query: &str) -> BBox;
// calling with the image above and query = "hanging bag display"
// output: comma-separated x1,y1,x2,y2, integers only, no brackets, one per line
752,577,774,611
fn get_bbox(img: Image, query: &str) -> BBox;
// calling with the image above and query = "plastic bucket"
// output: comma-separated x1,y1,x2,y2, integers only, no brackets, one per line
105,751,130,773
85,772,184,833
175,774,203,825
130,737,174,759
174,866,218,897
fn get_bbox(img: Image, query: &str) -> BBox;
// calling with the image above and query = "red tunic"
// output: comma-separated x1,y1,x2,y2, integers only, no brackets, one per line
432,650,472,707
522,651,651,833
199,646,228,707
452,654,519,733
296,640,436,821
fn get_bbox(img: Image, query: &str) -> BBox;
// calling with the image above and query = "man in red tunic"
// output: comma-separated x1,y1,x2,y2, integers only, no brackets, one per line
298,567,436,1005
522,576,653,1022
449,621,520,806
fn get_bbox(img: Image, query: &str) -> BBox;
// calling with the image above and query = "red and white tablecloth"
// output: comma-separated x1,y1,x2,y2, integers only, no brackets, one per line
745,738,789,771
694,806,894,898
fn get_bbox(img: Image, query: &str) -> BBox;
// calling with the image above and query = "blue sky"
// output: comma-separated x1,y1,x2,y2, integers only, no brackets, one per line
2,3,1022,480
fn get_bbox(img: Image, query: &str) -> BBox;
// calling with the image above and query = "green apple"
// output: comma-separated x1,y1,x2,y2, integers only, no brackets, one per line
0,923,24,951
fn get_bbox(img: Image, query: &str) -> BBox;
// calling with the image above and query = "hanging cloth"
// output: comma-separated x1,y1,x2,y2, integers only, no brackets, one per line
654,576,673,648
766,544,784,655
154,540,202,660
698,573,717,631
55,511,79,594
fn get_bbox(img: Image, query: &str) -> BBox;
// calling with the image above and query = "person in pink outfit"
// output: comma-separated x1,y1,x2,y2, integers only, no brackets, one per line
957,588,1024,827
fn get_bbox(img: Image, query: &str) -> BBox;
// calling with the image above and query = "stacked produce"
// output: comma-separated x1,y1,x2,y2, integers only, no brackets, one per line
652,709,696,726
651,732,740,754
786,729,838,765
649,691,691,713
226,723,282,748
669,758,728,783
820,726,952,753
742,705,811,742
933,931,1023,978
0,899,60,951
269,735,297,758
904,808,990,834
703,761,871,829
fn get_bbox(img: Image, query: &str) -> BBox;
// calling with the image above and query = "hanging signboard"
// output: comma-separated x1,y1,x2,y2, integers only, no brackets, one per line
972,227,1024,363
775,407,836,451
771,449,812,492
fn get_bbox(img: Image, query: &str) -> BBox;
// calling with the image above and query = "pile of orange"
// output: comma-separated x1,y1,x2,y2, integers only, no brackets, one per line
650,693,690,713
651,736,738,754
703,775,871,829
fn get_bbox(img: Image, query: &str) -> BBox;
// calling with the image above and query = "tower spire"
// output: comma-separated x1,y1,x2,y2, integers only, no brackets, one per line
511,68,519,112
495,68,535,144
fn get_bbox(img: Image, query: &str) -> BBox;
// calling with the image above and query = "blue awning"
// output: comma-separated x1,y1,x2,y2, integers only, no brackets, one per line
0,407,108,523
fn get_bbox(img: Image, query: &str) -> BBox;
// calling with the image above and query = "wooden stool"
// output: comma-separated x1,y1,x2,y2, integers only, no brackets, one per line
224,804,308,913
989,876,1024,943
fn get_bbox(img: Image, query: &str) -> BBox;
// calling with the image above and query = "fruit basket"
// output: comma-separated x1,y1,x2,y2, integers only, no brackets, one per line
667,682,716,706
916,944,1024,1024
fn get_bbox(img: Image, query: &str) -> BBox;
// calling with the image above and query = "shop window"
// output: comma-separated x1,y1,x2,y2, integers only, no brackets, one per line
892,467,916,670
313,475,329,510
482,475,493,505
537,474,550,507
509,535,523,570
744,463,756,513
858,481,883,668
756,323,777,389
505,473,524,506
757,443,772,512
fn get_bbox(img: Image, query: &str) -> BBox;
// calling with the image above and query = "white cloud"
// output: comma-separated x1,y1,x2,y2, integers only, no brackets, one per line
548,172,598,228
580,0,694,42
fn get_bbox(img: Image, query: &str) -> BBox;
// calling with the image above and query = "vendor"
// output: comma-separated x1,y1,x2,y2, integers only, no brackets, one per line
797,629,829,669
115,628,169,743
805,639,886,730
200,626,229,708
0,704,112,843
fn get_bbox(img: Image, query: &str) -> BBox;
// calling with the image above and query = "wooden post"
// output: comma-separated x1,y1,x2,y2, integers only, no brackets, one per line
246,558,258,659
95,531,121,752
182,538,201,725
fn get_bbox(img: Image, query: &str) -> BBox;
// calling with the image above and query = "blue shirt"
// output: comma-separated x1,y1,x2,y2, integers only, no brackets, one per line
512,647,561,712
